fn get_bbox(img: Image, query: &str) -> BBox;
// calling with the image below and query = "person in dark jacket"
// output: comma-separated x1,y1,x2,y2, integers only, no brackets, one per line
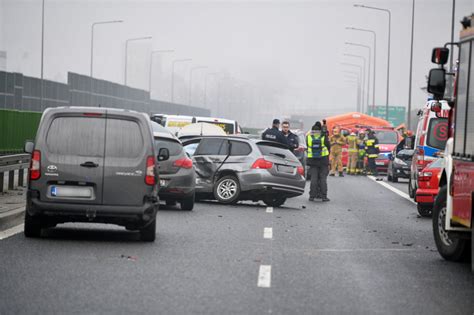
281,121,299,152
365,129,382,181
306,121,331,202
262,119,288,146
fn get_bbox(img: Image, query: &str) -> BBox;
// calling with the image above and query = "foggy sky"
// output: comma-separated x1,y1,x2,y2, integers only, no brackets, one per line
1,0,473,128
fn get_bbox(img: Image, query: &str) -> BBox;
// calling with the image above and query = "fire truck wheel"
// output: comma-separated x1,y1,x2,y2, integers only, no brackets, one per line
417,204,432,217
432,185,467,261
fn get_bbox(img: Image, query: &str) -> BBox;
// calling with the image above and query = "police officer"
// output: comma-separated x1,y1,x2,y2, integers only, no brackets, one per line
262,119,288,146
306,121,331,202
281,121,299,152
365,129,382,180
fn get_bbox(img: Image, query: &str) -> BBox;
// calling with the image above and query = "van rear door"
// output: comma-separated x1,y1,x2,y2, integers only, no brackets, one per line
102,113,149,206
42,112,106,205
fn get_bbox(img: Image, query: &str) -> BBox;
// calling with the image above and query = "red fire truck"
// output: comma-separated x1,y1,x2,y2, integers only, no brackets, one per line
427,14,473,270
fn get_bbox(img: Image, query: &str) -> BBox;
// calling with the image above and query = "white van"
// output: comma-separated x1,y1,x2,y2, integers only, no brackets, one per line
150,114,241,135
408,100,450,198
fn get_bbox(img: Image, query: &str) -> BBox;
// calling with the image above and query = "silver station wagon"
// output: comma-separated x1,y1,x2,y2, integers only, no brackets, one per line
182,136,306,207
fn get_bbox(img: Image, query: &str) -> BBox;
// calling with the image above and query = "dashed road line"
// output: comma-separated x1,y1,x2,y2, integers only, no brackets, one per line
0,224,24,240
263,227,273,239
257,265,272,288
266,207,273,213
367,176,416,204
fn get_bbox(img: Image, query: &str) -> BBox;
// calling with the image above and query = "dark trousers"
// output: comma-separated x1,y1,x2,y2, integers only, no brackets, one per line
367,157,379,176
309,164,329,198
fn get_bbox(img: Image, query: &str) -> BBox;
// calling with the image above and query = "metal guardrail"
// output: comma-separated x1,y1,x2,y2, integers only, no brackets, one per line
0,154,30,192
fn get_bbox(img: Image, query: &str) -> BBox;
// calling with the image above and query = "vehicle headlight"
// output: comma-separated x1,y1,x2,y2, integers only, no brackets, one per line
394,157,407,166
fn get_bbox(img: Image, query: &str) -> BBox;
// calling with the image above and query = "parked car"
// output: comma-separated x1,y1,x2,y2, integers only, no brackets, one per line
415,158,444,217
24,107,169,242
181,136,306,207
151,122,196,211
387,149,414,182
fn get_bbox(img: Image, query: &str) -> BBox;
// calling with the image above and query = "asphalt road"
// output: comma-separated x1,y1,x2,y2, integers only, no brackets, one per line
0,176,472,314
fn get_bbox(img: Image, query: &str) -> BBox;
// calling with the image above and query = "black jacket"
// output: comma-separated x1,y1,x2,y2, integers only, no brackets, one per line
283,131,299,151
262,127,288,146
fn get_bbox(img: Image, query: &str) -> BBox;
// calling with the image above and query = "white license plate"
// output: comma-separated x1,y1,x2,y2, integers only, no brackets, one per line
50,186,92,198
277,165,294,173
160,179,169,187
375,161,385,166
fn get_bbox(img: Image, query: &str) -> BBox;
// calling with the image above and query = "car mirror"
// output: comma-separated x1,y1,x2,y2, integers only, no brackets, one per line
427,68,446,100
24,140,34,154
157,148,170,162
431,47,449,65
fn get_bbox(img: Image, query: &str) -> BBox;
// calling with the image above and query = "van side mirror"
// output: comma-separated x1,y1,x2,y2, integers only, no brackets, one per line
157,148,170,162
431,47,449,65
427,68,446,100
24,141,34,154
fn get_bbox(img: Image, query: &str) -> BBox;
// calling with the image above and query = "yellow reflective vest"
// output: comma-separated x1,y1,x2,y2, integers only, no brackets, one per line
307,134,329,158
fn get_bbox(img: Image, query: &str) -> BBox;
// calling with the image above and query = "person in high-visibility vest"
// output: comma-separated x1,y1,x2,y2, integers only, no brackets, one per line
329,127,346,177
356,131,367,175
365,129,381,179
306,121,331,202
346,129,359,175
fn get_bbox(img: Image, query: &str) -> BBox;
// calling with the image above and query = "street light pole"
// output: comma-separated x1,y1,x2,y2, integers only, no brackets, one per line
188,66,207,105
343,54,366,113
407,0,416,130
171,58,192,103
149,49,174,95
124,36,152,86
354,4,391,120
40,0,45,110
346,27,377,111
90,19,123,105
345,42,371,113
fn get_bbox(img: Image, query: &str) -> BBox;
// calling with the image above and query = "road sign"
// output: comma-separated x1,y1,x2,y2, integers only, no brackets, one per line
367,106,406,126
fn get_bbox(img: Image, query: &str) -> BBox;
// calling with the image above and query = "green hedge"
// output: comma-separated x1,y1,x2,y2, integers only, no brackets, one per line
0,109,42,154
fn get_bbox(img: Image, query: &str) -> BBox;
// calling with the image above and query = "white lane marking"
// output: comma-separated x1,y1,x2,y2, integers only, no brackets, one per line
257,265,272,288
266,207,273,213
263,227,273,239
0,224,24,240
368,176,416,204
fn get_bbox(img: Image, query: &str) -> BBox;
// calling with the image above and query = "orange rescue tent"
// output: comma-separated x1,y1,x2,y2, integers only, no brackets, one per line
324,112,392,134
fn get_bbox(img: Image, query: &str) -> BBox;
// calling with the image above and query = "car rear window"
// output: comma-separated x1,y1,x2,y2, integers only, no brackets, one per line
257,144,297,161
427,118,448,150
106,119,144,158
155,139,183,157
374,130,398,144
46,116,105,157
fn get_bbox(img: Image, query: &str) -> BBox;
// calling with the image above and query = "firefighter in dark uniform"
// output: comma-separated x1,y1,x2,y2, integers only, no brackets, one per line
281,121,299,152
262,119,288,146
365,129,382,180
306,121,331,202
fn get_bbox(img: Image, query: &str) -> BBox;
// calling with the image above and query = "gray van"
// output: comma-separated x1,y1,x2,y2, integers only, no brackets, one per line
24,107,169,242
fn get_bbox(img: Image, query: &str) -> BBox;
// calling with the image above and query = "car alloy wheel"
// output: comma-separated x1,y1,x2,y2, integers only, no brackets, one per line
217,179,237,200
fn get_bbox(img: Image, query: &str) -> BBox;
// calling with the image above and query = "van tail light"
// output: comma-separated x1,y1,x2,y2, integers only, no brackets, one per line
145,156,156,185
297,166,305,177
416,148,425,170
173,157,193,169
30,150,41,180
418,171,432,181
251,158,273,169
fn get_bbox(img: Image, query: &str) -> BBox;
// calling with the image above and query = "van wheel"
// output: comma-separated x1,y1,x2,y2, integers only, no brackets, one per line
180,194,195,211
214,175,241,204
140,219,156,242
24,211,42,238
417,204,432,217
432,186,467,261
263,196,287,207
